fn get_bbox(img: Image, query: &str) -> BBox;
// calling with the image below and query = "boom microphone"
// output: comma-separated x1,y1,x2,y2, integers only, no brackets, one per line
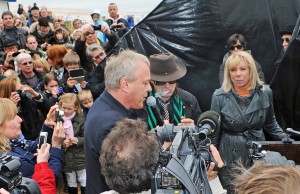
146,96,164,126
197,110,220,140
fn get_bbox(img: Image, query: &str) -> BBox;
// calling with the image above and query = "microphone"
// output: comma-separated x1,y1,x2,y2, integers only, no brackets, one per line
146,96,164,126
197,110,220,140
286,128,300,137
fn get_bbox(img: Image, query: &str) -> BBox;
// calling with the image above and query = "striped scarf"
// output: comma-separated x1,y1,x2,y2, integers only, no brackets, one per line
147,91,185,129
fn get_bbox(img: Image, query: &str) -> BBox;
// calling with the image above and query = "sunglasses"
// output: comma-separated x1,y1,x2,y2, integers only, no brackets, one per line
153,80,176,86
282,38,290,43
85,31,95,36
92,52,105,60
22,61,33,65
229,44,243,50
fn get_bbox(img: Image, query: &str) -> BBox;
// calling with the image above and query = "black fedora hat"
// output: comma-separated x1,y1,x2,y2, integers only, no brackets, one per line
279,25,295,36
150,53,186,82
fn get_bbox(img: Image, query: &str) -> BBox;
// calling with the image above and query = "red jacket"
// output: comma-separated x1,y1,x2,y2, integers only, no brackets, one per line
32,162,56,194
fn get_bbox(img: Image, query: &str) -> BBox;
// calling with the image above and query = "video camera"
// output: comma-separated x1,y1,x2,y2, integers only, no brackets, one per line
0,155,41,194
151,111,221,194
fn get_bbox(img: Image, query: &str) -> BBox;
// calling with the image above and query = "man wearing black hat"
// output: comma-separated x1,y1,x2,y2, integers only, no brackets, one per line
136,53,202,129
0,38,19,72
279,24,295,51
274,24,295,70
27,5,40,28
0,11,27,53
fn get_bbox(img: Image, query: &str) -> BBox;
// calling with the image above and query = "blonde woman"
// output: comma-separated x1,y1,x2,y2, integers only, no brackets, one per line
210,51,288,193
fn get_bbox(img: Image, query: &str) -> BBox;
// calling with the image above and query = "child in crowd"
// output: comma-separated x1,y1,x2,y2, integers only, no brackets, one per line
63,51,89,94
33,58,50,73
59,93,86,194
77,89,94,119
48,27,72,45
71,29,82,44
41,73,64,105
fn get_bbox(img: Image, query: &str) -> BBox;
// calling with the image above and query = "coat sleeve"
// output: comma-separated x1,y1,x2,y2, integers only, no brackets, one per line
49,147,64,186
210,91,223,146
263,87,288,140
32,162,56,194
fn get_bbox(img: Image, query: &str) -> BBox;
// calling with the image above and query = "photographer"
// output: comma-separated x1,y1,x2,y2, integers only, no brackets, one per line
0,98,65,186
0,39,21,72
0,76,49,140
100,119,226,194
73,22,118,72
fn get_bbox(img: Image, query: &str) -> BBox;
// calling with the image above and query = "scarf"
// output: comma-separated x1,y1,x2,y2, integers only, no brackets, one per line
234,81,252,97
147,91,185,129
51,67,64,81
62,112,76,140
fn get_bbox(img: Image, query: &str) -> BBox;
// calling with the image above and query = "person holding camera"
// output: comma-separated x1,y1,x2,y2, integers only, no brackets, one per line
0,38,19,72
40,73,64,106
0,98,65,187
105,3,131,38
73,22,118,72
91,9,110,43
0,76,48,140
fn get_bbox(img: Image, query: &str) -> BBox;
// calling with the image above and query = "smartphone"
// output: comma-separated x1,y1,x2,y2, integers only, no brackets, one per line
38,132,48,149
69,68,84,83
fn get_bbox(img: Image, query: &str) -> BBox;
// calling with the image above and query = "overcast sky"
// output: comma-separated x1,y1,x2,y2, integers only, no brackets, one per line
9,0,162,14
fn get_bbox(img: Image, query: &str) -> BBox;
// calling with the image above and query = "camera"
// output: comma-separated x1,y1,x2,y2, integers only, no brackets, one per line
151,110,221,194
93,24,102,31
16,89,32,99
12,52,21,57
110,24,123,30
56,87,64,95
55,108,64,122
0,155,41,194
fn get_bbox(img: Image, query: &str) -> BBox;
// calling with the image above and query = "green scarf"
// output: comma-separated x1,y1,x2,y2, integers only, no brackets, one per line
147,91,185,129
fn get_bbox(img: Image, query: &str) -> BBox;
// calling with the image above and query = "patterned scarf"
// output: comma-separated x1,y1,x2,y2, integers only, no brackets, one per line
62,112,76,140
147,91,185,129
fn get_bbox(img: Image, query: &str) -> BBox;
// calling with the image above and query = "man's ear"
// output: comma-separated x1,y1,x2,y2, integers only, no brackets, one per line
119,77,129,93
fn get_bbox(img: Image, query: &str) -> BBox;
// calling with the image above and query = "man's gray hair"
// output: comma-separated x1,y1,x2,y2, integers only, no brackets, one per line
86,44,104,57
105,50,149,90
15,53,32,65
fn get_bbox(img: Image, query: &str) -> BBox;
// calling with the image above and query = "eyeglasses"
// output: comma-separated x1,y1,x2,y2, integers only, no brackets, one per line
22,61,33,65
85,31,95,36
92,52,105,60
152,80,177,86
229,44,243,50
282,38,291,43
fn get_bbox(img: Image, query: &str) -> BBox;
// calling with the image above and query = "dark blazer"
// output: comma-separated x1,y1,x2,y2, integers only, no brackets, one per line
84,90,135,193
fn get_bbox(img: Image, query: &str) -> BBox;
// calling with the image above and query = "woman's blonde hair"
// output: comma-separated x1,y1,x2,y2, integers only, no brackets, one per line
222,51,264,92
34,58,51,73
59,93,82,116
0,76,20,98
234,161,300,194
0,98,18,152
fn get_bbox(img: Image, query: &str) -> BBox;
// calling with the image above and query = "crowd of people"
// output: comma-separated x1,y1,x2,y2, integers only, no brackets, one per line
0,2,298,194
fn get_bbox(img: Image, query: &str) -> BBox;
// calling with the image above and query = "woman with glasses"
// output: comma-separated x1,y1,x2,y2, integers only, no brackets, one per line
211,51,289,194
219,33,265,85
0,98,65,191
136,53,202,129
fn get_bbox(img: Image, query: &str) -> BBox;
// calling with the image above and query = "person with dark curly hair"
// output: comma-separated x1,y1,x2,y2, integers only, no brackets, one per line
100,119,160,194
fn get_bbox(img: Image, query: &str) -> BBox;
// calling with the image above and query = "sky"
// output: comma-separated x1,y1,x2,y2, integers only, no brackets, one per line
8,0,162,14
